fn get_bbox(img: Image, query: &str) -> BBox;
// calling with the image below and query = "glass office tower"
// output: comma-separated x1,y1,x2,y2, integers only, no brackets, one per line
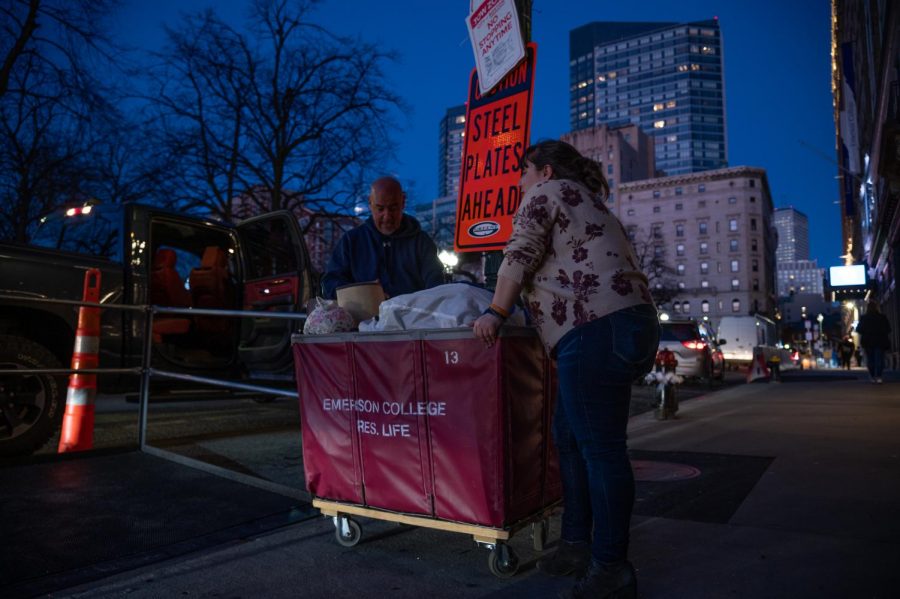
438,104,467,198
570,20,727,175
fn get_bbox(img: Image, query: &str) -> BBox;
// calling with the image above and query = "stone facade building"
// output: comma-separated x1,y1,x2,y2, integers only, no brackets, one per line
617,166,777,324
561,123,656,206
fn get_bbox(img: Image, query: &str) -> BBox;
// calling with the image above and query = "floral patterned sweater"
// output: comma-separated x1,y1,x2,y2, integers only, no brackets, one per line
498,179,654,353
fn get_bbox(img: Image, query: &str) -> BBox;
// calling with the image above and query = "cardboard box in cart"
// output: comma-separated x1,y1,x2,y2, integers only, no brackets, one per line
291,327,561,577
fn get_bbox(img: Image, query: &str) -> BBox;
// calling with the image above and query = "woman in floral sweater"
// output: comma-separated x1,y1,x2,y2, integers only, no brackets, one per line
473,140,659,599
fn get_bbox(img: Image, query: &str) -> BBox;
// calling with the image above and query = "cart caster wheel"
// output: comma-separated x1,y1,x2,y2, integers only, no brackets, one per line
334,516,362,547
532,519,548,552
488,543,519,578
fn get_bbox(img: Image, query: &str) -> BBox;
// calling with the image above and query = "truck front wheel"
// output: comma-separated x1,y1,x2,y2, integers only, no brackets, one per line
0,335,65,457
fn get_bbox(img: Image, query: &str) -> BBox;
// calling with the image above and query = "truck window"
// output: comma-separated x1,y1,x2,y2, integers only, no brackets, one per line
31,205,123,261
240,218,298,279
660,323,700,342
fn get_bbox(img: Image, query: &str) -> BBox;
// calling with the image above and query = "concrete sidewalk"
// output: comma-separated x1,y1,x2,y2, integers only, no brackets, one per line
52,369,900,599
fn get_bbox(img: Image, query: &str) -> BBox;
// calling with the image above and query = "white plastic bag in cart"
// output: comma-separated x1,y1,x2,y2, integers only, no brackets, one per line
358,283,526,332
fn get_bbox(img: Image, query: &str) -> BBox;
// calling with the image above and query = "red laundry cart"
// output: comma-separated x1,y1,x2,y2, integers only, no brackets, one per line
291,327,560,577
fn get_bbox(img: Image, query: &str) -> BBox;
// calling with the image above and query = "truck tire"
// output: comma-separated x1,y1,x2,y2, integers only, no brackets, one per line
0,335,65,457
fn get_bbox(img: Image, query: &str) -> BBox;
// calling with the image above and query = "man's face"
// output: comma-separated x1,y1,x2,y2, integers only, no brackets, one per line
370,188,405,235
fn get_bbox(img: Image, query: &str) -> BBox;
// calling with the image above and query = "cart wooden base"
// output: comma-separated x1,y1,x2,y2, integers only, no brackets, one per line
312,498,559,578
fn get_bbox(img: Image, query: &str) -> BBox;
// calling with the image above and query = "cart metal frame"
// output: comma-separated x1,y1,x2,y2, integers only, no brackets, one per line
313,498,559,578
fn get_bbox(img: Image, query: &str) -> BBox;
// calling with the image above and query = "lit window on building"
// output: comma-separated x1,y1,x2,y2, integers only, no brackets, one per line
666,100,677,108
666,135,678,143
677,264,685,275
730,239,738,251
731,260,739,272
699,222,708,235
653,103,665,111
701,300,710,313
731,278,739,290
673,301,681,313
729,219,738,231
732,299,741,312
700,262,709,274
653,120,666,128
455,116,466,124
700,242,708,254
678,282,686,289
701,280,709,288
683,301,691,314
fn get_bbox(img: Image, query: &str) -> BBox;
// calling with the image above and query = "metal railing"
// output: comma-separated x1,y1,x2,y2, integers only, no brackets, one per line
0,292,309,499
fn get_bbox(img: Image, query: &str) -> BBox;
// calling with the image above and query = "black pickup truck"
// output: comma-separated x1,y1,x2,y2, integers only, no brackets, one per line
0,203,317,457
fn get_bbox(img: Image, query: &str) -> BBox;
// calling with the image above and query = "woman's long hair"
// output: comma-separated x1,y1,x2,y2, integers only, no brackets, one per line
521,140,610,198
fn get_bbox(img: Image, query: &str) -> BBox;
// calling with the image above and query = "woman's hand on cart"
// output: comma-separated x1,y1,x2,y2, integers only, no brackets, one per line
472,311,503,348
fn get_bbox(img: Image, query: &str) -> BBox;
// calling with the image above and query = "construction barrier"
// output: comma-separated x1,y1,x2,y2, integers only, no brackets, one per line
58,269,102,453
746,347,770,383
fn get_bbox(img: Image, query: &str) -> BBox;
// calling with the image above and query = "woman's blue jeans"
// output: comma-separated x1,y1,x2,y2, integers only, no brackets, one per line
864,346,886,378
552,304,660,564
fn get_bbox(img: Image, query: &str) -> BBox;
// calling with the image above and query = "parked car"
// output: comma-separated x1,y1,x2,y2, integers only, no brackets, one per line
658,318,726,383
0,202,317,456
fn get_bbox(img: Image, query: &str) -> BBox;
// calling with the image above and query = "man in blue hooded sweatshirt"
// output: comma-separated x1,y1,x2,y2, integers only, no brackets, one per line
322,176,444,299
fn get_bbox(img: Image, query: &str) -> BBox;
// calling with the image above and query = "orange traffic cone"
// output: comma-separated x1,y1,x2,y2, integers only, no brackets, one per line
58,269,102,453
746,348,770,383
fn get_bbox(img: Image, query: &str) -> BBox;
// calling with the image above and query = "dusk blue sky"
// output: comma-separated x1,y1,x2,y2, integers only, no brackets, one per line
115,0,839,266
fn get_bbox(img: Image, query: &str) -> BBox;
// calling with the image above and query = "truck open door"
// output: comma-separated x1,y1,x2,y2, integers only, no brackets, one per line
235,211,317,379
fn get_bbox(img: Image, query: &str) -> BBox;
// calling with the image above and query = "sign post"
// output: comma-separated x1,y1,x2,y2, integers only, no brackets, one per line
454,43,536,253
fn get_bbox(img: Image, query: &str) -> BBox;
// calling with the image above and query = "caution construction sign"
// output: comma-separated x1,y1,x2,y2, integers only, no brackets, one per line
454,43,536,253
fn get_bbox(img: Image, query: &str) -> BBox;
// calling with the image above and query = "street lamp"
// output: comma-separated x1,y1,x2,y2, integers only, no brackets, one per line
438,250,459,274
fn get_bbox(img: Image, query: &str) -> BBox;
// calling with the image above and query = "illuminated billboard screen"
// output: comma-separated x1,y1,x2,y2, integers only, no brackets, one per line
829,265,866,287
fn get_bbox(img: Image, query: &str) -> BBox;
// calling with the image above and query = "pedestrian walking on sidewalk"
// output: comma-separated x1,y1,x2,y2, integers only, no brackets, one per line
838,336,855,370
856,301,892,383
472,140,658,599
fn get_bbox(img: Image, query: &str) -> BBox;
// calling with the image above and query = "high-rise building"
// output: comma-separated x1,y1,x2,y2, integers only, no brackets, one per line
617,166,776,322
438,104,467,199
412,194,457,251
773,207,810,261
561,123,655,206
776,260,824,297
773,207,823,297
570,19,727,175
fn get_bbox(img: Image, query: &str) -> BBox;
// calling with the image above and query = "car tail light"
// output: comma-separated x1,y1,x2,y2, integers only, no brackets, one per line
681,340,707,350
